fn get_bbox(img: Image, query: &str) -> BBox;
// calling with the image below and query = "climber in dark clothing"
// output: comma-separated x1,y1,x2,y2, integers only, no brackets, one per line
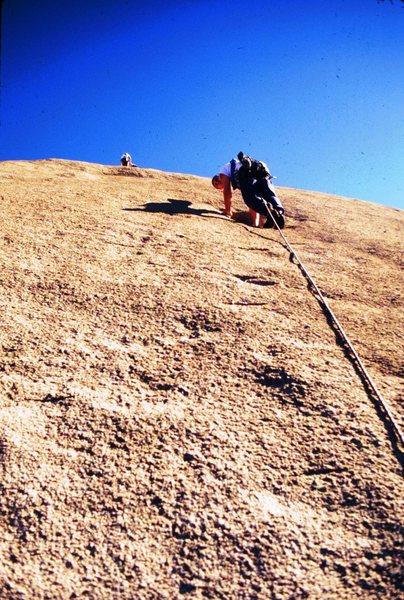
212,152,285,228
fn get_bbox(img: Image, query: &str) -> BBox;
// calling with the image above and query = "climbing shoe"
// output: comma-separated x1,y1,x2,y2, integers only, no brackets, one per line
264,210,285,229
273,210,285,229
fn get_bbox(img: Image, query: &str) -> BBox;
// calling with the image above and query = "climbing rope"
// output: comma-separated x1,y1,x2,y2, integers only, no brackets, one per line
265,211,404,449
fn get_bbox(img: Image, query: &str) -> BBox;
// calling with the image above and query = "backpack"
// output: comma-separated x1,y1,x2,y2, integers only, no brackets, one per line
237,151,271,180
230,152,272,190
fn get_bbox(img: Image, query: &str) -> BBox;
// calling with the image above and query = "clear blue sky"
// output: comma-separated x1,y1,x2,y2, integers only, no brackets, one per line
1,0,403,209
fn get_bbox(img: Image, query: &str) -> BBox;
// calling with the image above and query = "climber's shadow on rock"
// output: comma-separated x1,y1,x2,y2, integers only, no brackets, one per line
123,198,221,218
233,210,252,225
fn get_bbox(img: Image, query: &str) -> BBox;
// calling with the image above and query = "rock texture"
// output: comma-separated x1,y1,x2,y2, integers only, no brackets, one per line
0,159,403,599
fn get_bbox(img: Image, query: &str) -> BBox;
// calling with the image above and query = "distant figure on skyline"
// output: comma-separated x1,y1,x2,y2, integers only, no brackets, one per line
212,152,285,228
120,152,135,167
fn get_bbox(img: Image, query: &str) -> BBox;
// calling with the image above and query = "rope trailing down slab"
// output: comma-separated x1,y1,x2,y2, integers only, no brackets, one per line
267,211,404,449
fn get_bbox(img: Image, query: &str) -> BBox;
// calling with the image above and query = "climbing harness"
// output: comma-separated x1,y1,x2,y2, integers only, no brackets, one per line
265,211,404,450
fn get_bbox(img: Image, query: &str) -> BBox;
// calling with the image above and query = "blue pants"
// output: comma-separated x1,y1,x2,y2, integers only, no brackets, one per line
238,171,283,216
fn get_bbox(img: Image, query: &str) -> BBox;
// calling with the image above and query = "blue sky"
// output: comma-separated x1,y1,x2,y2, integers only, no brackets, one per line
1,0,403,209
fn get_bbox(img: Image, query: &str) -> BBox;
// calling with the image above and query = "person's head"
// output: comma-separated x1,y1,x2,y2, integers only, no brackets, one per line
211,174,223,190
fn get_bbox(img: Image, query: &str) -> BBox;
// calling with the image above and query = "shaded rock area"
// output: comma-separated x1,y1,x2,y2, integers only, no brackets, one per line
0,159,403,599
